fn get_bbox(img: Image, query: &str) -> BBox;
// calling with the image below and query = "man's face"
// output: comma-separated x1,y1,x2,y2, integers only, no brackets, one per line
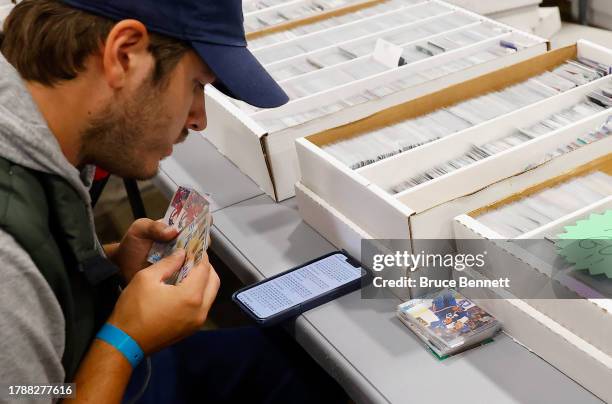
81,50,215,180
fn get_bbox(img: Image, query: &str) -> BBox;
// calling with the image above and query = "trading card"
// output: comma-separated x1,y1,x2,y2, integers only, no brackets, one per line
163,186,192,228
148,187,211,265
163,213,212,285
175,213,213,284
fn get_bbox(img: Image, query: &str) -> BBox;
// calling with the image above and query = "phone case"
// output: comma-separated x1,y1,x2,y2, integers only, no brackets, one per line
232,250,364,326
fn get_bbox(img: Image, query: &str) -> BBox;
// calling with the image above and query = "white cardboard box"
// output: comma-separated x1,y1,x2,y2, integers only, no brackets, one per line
489,5,541,32
453,156,612,356
533,7,562,39
457,267,612,404
296,40,612,243
295,181,415,299
493,6,562,39
295,151,612,295
296,180,369,259
297,177,612,403
205,0,547,201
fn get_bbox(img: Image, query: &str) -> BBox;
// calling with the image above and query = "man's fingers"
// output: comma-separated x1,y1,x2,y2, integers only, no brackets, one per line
149,220,178,241
147,249,186,281
179,258,210,294
132,218,178,241
131,218,156,234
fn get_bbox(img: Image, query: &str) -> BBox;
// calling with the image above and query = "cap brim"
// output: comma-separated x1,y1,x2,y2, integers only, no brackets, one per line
192,41,289,109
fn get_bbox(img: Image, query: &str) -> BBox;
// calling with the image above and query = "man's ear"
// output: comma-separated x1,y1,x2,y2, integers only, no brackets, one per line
102,20,151,89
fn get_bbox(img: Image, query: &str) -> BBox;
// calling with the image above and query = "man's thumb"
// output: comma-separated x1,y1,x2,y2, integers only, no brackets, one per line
149,249,186,281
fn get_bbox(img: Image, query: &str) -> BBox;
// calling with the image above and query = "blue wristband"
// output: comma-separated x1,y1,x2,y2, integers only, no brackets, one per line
96,323,144,368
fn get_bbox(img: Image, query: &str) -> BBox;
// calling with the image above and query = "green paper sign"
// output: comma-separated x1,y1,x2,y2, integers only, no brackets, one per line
555,210,612,278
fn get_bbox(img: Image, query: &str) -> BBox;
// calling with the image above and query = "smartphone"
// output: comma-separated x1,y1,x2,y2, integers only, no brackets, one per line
232,251,365,326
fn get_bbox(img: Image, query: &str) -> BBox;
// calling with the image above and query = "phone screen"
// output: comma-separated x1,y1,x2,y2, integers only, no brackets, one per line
235,253,362,320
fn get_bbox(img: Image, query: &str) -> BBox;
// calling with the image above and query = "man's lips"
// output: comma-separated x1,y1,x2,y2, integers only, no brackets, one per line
176,129,189,144
163,130,189,157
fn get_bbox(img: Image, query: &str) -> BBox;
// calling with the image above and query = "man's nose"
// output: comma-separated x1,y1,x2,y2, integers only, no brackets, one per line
187,95,207,132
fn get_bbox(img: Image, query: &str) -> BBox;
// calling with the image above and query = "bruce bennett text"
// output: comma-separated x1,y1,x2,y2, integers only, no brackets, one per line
372,276,510,289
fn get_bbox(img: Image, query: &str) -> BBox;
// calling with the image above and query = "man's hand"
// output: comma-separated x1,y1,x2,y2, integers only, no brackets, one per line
108,218,178,283
69,250,220,404
108,249,220,354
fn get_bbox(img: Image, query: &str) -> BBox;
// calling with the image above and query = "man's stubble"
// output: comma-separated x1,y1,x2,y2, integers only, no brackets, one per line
80,79,172,180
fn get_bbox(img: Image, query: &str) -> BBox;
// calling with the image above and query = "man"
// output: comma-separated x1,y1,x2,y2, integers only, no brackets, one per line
0,0,344,403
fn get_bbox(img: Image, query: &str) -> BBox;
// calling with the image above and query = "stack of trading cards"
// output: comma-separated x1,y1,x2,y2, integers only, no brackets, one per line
244,0,358,33
238,0,548,134
276,22,505,99
476,171,612,238
257,2,454,64
243,0,295,14
247,0,423,48
388,103,611,194
323,61,610,170
397,289,501,358
147,187,212,285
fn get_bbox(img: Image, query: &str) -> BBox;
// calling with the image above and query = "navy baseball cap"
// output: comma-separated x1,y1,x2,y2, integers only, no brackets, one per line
61,0,289,108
